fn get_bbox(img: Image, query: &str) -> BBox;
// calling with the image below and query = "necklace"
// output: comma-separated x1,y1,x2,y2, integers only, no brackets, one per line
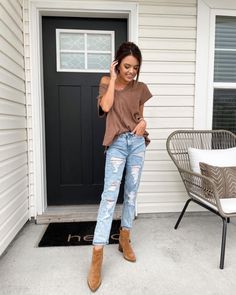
115,77,131,91
115,84,126,91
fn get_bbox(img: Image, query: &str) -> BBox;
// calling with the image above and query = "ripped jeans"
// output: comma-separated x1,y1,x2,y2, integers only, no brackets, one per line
93,132,146,245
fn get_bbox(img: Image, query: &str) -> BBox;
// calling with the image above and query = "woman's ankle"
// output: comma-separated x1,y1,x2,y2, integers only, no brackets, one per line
93,245,104,251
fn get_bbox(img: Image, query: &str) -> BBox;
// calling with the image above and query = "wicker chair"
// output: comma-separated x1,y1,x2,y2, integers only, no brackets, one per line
166,130,236,269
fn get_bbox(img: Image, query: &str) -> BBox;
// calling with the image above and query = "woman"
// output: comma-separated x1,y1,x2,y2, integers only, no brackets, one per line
87,42,152,292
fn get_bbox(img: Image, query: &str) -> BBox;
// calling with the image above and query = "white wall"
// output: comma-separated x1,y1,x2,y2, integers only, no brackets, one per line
0,0,29,255
24,0,197,216
137,0,196,212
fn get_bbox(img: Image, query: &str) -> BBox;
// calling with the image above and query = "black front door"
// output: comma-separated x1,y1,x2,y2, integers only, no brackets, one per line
42,17,127,205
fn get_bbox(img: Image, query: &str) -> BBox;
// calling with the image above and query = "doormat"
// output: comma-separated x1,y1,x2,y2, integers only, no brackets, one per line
38,220,121,247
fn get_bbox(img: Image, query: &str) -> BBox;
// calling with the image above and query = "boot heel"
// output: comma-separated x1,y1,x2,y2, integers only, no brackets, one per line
118,243,123,252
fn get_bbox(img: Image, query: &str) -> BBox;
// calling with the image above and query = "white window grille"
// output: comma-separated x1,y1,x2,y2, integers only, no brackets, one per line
56,29,115,72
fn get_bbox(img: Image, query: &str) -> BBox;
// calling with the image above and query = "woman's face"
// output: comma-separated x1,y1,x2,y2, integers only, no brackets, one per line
118,55,139,82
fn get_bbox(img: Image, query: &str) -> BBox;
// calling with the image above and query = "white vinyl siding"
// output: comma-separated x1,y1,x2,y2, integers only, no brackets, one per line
0,0,29,255
23,0,37,218
24,0,197,216
138,0,196,213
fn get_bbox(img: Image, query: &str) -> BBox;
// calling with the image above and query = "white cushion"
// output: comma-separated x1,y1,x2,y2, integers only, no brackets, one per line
190,193,236,214
188,147,236,173
221,198,236,214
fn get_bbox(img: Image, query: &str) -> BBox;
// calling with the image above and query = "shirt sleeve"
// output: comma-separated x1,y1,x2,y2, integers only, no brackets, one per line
97,83,108,117
140,83,152,105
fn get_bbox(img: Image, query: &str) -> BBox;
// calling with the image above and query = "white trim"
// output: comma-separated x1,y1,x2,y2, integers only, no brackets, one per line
214,83,236,88
205,9,216,129
200,0,236,9
215,48,236,51
194,0,211,129
194,0,236,129
29,0,138,216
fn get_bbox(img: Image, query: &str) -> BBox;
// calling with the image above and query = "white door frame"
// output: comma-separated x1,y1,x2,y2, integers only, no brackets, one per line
29,0,138,216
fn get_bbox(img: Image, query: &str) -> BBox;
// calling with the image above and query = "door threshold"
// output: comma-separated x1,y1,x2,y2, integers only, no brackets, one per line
36,204,122,224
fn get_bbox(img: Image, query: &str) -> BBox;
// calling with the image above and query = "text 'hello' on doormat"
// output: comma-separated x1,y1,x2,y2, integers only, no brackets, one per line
38,220,121,247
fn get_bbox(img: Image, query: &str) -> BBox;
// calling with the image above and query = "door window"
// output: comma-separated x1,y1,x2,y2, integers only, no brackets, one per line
56,29,114,72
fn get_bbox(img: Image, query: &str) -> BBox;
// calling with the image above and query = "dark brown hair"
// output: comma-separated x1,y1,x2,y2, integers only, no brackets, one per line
115,42,142,81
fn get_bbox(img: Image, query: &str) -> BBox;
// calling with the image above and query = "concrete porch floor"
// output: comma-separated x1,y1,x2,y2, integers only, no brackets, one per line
1,213,236,295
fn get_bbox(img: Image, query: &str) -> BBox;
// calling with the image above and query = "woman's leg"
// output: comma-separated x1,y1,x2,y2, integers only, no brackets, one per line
118,136,145,262
88,139,127,291
121,136,145,229
93,142,127,245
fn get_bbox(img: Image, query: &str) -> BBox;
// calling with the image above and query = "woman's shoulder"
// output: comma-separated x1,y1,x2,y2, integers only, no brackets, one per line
138,81,148,86
100,76,110,86
134,81,148,89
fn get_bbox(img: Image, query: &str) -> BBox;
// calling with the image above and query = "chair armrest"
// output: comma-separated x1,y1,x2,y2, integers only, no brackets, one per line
178,168,222,209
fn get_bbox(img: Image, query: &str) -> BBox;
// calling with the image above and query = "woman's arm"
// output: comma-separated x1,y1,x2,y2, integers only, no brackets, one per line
99,61,118,113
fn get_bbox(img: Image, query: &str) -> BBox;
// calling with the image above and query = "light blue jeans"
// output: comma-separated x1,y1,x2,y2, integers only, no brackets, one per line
93,132,146,245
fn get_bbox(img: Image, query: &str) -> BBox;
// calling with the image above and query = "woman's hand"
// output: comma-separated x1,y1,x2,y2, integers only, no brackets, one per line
132,119,146,136
110,60,118,81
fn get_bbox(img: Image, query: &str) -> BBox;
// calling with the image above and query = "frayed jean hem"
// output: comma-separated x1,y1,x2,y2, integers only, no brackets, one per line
92,241,109,246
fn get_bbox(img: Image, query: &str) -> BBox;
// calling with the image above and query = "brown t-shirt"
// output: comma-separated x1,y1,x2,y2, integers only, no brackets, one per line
97,80,152,147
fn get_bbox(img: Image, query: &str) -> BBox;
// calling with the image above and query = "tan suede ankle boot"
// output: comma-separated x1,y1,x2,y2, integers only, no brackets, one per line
118,228,136,262
87,247,103,292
